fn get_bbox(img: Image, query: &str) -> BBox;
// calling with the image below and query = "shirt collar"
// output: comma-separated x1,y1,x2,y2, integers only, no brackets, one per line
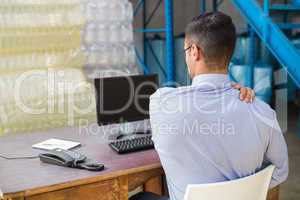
192,74,231,90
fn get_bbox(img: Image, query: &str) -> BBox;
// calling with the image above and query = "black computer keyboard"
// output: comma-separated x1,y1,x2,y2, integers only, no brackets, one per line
109,135,154,154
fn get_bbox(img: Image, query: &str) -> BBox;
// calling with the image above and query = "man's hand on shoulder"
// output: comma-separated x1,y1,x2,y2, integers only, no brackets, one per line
231,83,255,103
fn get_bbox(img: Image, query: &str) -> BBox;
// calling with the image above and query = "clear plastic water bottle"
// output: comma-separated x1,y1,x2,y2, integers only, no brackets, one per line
91,45,105,67
121,23,133,42
96,23,109,44
81,0,137,78
110,0,124,22
128,46,136,67
85,22,97,45
124,1,133,22
86,1,97,21
87,46,97,65
95,0,108,22
109,23,120,43
119,45,128,66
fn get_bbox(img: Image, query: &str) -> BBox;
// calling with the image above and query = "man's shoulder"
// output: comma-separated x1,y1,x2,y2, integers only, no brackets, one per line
150,87,175,99
250,98,277,128
150,86,191,100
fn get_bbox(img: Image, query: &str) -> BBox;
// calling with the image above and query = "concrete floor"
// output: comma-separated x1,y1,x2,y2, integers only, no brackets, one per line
280,104,300,200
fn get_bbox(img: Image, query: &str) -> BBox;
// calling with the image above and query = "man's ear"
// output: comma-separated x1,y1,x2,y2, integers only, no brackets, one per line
191,44,202,61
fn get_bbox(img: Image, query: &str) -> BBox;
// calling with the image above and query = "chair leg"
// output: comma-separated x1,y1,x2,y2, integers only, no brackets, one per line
267,186,280,200
144,176,163,195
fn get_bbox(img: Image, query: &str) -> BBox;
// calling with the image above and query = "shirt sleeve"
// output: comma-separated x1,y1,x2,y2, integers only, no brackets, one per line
149,87,175,144
149,88,165,144
264,111,289,188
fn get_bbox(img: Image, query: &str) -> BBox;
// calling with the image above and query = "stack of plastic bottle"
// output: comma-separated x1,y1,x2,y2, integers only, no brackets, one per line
0,68,96,134
0,0,94,135
0,0,138,135
83,0,138,78
0,0,86,72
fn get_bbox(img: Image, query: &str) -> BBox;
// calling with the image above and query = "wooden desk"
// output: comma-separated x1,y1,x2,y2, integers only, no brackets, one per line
0,124,164,200
0,124,279,200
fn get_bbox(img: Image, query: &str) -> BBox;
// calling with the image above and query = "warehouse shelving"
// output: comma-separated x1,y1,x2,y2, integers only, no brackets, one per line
133,0,222,86
133,0,300,135
134,0,175,86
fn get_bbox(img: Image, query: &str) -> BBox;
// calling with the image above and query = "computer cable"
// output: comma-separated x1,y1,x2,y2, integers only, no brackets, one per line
0,154,38,160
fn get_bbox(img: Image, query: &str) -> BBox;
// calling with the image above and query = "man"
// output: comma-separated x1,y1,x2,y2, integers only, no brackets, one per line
132,12,288,200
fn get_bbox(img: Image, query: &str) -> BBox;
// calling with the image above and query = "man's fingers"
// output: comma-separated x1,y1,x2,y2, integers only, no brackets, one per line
245,89,252,103
232,83,255,103
231,82,241,90
244,88,255,103
239,87,247,100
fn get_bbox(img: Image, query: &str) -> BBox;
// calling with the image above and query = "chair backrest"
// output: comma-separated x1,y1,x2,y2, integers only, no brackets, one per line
184,165,275,200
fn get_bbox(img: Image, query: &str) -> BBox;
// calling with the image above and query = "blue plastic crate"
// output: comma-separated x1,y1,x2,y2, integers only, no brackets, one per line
254,63,273,103
146,37,191,86
229,62,273,103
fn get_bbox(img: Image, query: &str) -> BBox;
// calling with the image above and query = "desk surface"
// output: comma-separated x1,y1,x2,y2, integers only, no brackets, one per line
0,124,160,196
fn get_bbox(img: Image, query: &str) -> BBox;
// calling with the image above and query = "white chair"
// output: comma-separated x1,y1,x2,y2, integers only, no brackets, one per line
184,165,275,200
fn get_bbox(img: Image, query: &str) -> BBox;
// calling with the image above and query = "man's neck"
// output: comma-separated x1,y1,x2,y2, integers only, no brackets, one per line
193,69,228,78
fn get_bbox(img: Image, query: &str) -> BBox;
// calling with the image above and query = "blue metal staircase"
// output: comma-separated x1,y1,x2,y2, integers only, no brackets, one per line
231,0,300,88
268,2,300,30
231,0,300,136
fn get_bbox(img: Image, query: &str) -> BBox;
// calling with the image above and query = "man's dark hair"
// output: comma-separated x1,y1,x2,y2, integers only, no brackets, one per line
185,12,236,68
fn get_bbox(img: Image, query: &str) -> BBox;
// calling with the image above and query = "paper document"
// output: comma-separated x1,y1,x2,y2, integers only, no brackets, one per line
32,138,81,150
